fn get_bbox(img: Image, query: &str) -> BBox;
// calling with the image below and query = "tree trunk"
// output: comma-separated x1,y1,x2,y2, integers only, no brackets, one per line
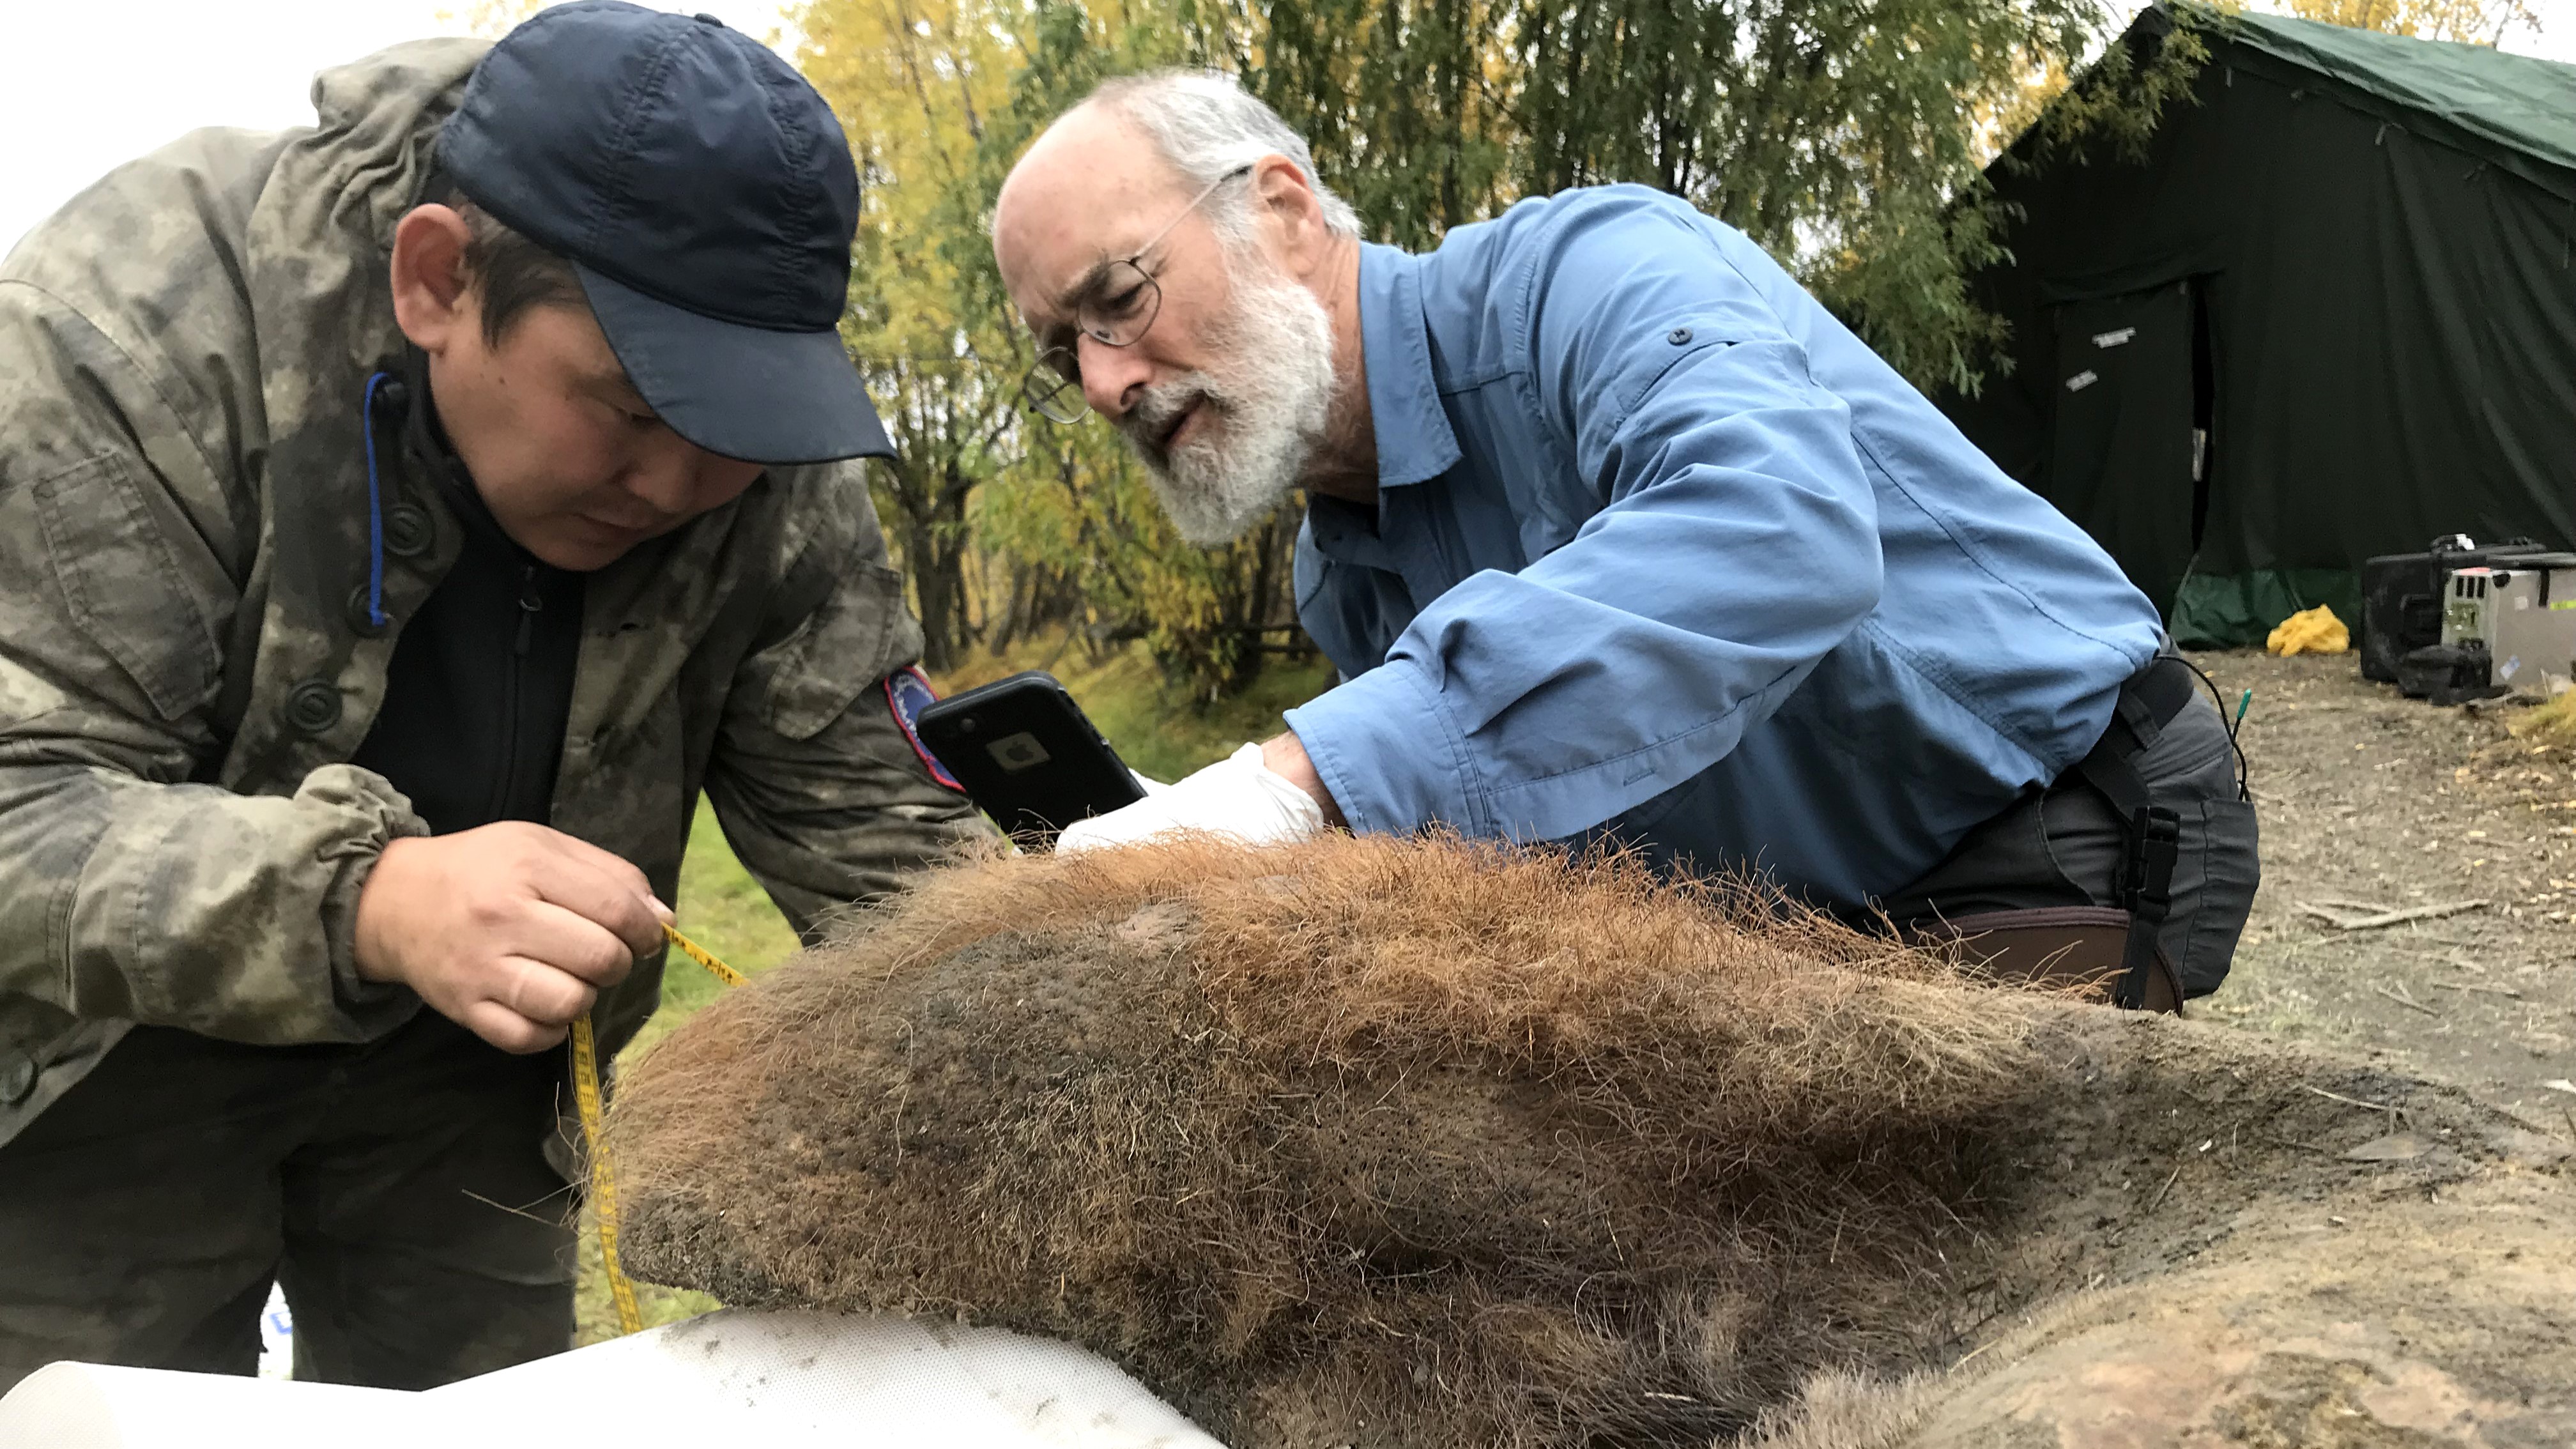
905,467,976,675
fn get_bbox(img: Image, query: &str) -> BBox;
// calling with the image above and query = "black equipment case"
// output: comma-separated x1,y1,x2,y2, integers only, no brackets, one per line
2359,535,2557,682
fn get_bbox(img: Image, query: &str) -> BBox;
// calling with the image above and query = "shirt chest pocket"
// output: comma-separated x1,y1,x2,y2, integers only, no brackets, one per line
1445,384,1587,564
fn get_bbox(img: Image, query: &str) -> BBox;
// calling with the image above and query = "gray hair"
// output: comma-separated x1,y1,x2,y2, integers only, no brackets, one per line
1082,70,1361,241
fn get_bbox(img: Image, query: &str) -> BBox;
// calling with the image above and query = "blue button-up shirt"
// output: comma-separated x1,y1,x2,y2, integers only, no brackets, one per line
1280,185,2163,905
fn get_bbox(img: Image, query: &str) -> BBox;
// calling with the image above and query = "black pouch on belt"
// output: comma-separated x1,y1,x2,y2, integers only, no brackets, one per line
2078,654,2198,1010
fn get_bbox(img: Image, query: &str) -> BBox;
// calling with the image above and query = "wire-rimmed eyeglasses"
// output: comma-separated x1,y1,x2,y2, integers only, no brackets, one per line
1020,162,1255,425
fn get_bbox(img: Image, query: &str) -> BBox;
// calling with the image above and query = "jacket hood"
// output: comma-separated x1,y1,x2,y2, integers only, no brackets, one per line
307,38,490,244
0,37,489,493
252,37,487,425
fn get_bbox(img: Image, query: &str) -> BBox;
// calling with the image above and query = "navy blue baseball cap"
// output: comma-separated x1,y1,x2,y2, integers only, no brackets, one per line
438,1,891,466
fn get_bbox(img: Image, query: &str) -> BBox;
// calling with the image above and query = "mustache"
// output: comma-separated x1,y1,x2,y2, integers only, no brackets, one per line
1117,378,1220,464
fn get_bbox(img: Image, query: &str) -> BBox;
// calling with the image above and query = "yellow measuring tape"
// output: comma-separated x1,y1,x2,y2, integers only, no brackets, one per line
570,922,745,1337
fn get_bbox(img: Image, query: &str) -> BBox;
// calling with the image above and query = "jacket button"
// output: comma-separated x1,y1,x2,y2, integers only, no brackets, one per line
287,680,343,735
0,1051,33,1107
1667,326,1693,346
382,505,433,559
345,586,391,636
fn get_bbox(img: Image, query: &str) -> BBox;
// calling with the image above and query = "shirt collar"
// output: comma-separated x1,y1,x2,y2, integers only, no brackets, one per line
1358,242,1463,490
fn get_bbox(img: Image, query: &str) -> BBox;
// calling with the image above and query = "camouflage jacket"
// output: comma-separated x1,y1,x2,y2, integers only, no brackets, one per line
0,38,981,1146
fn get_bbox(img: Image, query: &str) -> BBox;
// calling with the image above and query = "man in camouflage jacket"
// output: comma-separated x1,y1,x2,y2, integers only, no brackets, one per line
0,4,980,1388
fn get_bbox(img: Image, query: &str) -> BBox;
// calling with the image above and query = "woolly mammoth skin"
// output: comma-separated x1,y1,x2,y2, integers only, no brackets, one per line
607,835,2576,1448
1740,1171,2576,1448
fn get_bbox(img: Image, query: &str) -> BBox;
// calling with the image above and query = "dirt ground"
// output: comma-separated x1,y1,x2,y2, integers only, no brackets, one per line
2191,649,2576,1121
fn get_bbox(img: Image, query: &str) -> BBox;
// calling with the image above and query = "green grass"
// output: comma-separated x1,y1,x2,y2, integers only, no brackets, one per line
939,635,1338,785
572,635,1336,1344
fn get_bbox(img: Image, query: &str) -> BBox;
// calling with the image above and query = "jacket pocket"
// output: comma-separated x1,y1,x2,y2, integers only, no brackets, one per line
762,562,914,741
34,454,220,723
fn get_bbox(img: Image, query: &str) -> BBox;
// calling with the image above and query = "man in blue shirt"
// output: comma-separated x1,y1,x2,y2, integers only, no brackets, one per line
992,73,2258,1001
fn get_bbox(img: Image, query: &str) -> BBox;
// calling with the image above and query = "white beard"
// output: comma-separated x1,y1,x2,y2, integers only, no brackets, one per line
1117,255,1338,546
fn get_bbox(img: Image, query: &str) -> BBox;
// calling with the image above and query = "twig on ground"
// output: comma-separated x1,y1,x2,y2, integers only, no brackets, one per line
2148,1164,2183,1211
1951,1337,1999,1372
2299,900,2490,931
2304,1084,2400,1115
2429,981,2524,999
2372,982,2441,1016
2313,897,2397,914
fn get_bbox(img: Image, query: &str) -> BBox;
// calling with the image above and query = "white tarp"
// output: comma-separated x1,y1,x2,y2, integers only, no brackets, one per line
0,1308,1224,1449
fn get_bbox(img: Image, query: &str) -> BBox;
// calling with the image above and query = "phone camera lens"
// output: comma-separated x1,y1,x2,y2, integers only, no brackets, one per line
958,716,979,735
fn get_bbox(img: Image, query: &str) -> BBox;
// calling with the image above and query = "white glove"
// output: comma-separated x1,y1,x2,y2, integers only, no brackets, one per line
1057,744,1325,852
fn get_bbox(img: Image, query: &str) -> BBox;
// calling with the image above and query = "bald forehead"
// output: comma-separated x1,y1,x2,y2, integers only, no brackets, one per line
1006,101,1180,203
1019,100,1146,173
995,103,1195,315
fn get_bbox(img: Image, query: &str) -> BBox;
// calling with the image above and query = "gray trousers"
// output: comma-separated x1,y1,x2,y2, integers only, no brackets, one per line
1876,687,2260,997
0,1011,576,1393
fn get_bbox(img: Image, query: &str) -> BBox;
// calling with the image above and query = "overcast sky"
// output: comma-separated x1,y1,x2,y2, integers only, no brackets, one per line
0,0,792,256
3,0,2573,256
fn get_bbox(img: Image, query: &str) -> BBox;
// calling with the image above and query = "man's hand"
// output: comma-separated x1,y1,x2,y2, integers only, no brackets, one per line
1056,739,1337,852
353,822,671,1054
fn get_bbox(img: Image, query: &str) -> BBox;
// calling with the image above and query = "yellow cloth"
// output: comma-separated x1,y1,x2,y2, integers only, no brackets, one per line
2266,604,2349,656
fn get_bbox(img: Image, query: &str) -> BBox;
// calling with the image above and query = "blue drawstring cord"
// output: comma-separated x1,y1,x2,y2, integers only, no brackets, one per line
361,371,391,629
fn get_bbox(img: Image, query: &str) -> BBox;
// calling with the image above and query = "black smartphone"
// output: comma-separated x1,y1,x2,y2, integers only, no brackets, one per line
914,671,1146,843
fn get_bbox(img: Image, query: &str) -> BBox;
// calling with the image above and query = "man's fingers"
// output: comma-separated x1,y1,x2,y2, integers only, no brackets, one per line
523,849,668,960
458,999,569,1055
494,954,601,1027
528,827,662,905
360,822,667,1051
500,899,638,988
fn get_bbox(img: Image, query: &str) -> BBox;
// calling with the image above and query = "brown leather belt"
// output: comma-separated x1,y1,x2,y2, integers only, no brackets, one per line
1908,905,2184,1013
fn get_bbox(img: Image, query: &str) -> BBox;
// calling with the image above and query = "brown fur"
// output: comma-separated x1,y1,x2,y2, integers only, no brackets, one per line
608,834,2575,1447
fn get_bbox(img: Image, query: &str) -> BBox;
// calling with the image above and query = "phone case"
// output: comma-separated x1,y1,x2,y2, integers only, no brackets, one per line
914,672,1145,842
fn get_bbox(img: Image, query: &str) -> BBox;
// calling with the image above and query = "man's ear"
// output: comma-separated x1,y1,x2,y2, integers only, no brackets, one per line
390,204,479,355
1250,155,1334,280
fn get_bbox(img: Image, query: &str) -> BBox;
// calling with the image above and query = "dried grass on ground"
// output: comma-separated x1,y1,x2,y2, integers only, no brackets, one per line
610,833,2576,1447
2509,687,2576,753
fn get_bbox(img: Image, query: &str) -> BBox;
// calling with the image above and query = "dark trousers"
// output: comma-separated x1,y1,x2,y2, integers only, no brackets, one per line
1876,681,2261,997
0,1011,576,1393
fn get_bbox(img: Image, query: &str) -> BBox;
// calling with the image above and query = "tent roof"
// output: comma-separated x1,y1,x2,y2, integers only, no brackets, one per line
2178,4,2576,178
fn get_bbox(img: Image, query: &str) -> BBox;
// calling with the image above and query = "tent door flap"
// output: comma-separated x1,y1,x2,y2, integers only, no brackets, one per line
2046,279,2200,618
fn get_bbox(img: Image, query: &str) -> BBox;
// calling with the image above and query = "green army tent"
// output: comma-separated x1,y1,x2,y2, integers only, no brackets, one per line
1938,4,2576,645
